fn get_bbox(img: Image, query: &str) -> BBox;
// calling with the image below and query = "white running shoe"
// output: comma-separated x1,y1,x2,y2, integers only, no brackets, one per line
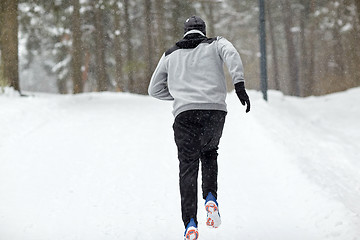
205,192,221,228
184,218,199,240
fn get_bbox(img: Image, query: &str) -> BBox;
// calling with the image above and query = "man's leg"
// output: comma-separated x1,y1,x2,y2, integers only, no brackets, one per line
201,149,218,200
199,111,226,228
200,111,226,200
179,155,199,227
173,111,202,227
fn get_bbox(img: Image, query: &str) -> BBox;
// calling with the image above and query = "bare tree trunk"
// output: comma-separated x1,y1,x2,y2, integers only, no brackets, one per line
201,2,215,37
345,24,360,88
307,0,317,96
57,78,67,94
281,0,300,96
0,1,3,87
0,0,20,93
154,0,166,55
123,0,134,92
170,0,195,41
350,0,360,85
266,3,280,91
113,1,124,92
299,1,309,97
355,0,360,23
82,51,90,89
94,0,107,92
143,0,154,94
55,34,70,94
332,4,345,77
71,0,83,94
171,0,182,41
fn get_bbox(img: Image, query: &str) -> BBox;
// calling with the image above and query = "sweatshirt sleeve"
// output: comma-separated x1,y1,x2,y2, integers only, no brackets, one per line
148,53,174,100
217,37,245,85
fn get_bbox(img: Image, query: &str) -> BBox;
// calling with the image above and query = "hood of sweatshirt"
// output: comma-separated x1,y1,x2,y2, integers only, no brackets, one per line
176,33,207,49
175,33,208,49
164,30,216,56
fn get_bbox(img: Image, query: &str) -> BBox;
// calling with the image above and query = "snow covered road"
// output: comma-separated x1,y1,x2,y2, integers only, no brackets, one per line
1,88,359,240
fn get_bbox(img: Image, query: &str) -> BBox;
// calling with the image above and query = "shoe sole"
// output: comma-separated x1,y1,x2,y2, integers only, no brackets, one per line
184,226,199,240
205,201,221,228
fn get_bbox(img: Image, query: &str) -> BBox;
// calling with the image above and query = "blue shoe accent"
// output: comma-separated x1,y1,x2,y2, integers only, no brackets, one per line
185,218,197,231
205,192,218,206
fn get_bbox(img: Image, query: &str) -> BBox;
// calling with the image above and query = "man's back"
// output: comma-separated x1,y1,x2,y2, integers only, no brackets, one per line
149,33,245,117
165,37,228,117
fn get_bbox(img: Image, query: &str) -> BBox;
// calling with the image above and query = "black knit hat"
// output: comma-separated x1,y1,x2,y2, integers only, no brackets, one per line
184,16,206,35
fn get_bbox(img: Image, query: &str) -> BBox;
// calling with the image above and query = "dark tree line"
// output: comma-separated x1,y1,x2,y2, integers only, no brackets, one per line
0,0,359,97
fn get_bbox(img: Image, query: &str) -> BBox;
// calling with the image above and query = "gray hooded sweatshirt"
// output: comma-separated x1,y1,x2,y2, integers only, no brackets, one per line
148,30,245,117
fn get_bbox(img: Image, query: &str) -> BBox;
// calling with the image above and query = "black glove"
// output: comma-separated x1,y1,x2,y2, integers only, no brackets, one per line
235,82,250,113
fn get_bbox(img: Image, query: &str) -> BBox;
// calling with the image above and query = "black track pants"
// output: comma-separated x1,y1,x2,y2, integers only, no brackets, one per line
173,110,226,227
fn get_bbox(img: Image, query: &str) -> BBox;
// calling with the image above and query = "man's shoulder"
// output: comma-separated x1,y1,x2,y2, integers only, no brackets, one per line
201,37,217,45
165,45,180,57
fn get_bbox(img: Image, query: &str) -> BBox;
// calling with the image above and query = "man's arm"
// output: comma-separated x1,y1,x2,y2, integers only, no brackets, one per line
217,37,250,112
148,54,174,100
217,37,245,85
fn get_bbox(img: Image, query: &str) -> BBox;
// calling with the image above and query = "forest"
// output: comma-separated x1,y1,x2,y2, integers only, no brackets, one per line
1,0,360,97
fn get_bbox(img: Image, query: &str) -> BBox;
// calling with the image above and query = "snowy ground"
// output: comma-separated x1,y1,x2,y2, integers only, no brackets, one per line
1,88,360,240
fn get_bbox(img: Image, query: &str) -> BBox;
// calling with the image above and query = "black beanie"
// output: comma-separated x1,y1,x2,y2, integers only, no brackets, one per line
184,16,206,35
